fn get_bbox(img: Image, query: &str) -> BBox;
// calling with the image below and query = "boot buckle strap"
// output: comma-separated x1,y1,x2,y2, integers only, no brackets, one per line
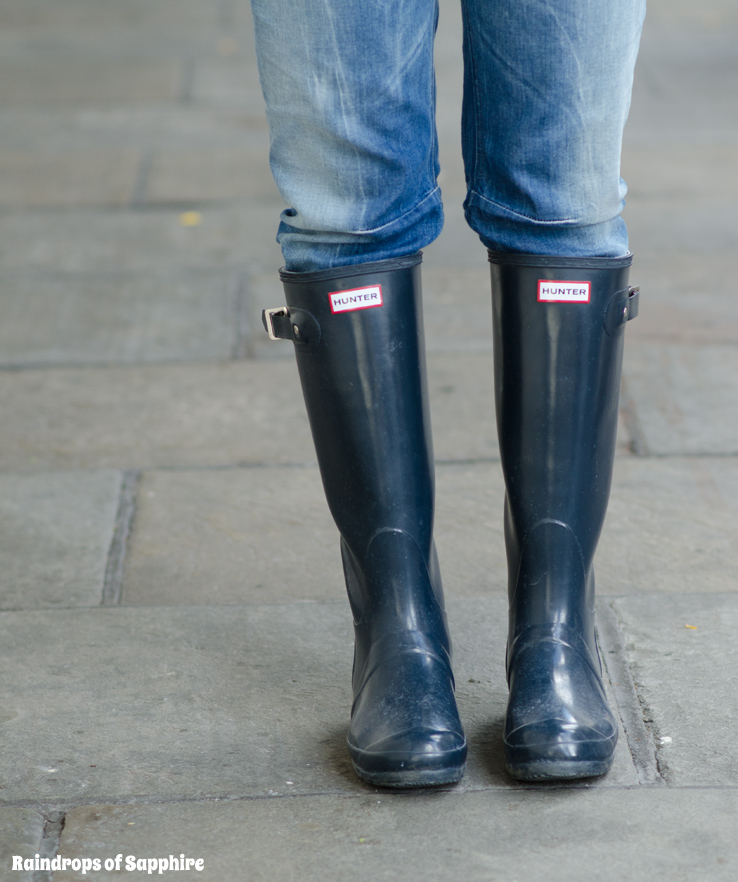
262,306,322,348
262,306,291,341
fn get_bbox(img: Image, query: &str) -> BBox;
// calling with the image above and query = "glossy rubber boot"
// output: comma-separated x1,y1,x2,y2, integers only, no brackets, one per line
489,251,639,781
263,254,466,787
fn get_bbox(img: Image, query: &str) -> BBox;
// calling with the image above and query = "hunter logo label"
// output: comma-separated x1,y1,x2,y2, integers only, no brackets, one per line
329,285,383,314
537,280,591,303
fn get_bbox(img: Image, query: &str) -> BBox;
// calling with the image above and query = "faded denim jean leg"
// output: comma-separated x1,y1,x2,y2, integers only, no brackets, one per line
461,0,646,257
251,0,645,268
251,0,442,271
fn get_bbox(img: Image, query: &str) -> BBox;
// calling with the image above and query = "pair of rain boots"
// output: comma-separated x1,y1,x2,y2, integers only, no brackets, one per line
263,250,638,785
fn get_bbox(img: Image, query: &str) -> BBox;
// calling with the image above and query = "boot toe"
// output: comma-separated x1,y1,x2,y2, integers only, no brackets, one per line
504,635,619,780
348,728,467,788
504,719,617,780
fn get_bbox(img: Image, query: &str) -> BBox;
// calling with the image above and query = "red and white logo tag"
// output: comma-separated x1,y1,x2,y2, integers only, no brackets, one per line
328,285,383,314
537,280,591,303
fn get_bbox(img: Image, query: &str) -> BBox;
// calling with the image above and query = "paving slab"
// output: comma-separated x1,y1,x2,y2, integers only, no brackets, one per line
599,456,738,595
121,455,738,608
0,361,309,471
625,252,738,346
0,354,504,470
56,788,738,882
0,808,44,881
0,59,181,106
0,470,121,610
0,0,219,32
0,107,269,153
120,463,506,606
421,266,494,353
145,146,279,205
624,199,738,257
622,146,738,202
625,9,738,144
0,151,139,209
645,0,738,26
611,593,738,786
0,353,635,470
622,342,738,455
0,270,240,367
0,598,636,805
0,207,283,274
121,466,345,606
190,60,267,112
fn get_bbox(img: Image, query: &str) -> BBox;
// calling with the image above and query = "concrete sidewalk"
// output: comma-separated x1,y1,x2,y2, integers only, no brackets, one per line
1,0,738,879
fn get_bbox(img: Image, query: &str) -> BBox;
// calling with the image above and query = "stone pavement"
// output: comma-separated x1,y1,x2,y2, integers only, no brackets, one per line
1,0,737,879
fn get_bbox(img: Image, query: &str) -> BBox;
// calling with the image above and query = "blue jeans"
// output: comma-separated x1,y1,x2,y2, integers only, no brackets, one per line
251,0,645,272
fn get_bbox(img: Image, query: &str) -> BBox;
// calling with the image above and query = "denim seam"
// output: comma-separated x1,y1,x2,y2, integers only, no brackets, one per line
429,0,440,194
319,185,442,237
468,188,581,226
460,1,481,195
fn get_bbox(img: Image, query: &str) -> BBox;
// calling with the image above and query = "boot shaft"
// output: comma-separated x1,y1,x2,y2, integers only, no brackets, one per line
490,251,638,657
490,252,636,569
277,255,435,562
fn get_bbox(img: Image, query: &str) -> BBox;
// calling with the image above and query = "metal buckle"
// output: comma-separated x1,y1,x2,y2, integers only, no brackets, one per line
263,306,289,341
626,286,640,321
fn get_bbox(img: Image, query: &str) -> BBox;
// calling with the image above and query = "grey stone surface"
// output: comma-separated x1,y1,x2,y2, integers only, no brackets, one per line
145,146,279,205
611,594,738,786
624,252,738,347
623,343,738,455
0,270,241,367
57,789,738,882
0,59,181,106
0,598,635,804
420,266,494,354
0,151,139,209
623,146,738,203
0,361,313,471
121,463,507,606
0,206,284,274
0,6,230,69
0,107,270,153
190,60,267,112
121,466,343,606
0,470,121,610
0,808,44,881
121,454,733,610
0,0,218,32
624,200,738,257
625,1,738,144
0,355,505,470
598,457,738,595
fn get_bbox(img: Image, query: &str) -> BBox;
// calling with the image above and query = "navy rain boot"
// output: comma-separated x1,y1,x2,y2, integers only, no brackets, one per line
489,251,639,781
263,254,467,787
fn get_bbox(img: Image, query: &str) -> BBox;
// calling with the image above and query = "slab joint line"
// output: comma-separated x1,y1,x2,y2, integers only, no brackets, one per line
597,601,662,785
620,376,649,456
102,470,141,607
230,271,252,360
31,811,65,882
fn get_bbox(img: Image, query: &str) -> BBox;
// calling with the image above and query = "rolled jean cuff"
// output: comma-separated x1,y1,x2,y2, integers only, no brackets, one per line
277,188,444,273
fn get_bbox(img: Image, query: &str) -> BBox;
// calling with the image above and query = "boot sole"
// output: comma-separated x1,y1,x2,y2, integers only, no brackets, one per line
505,758,613,782
351,760,466,789
349,740,467,789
